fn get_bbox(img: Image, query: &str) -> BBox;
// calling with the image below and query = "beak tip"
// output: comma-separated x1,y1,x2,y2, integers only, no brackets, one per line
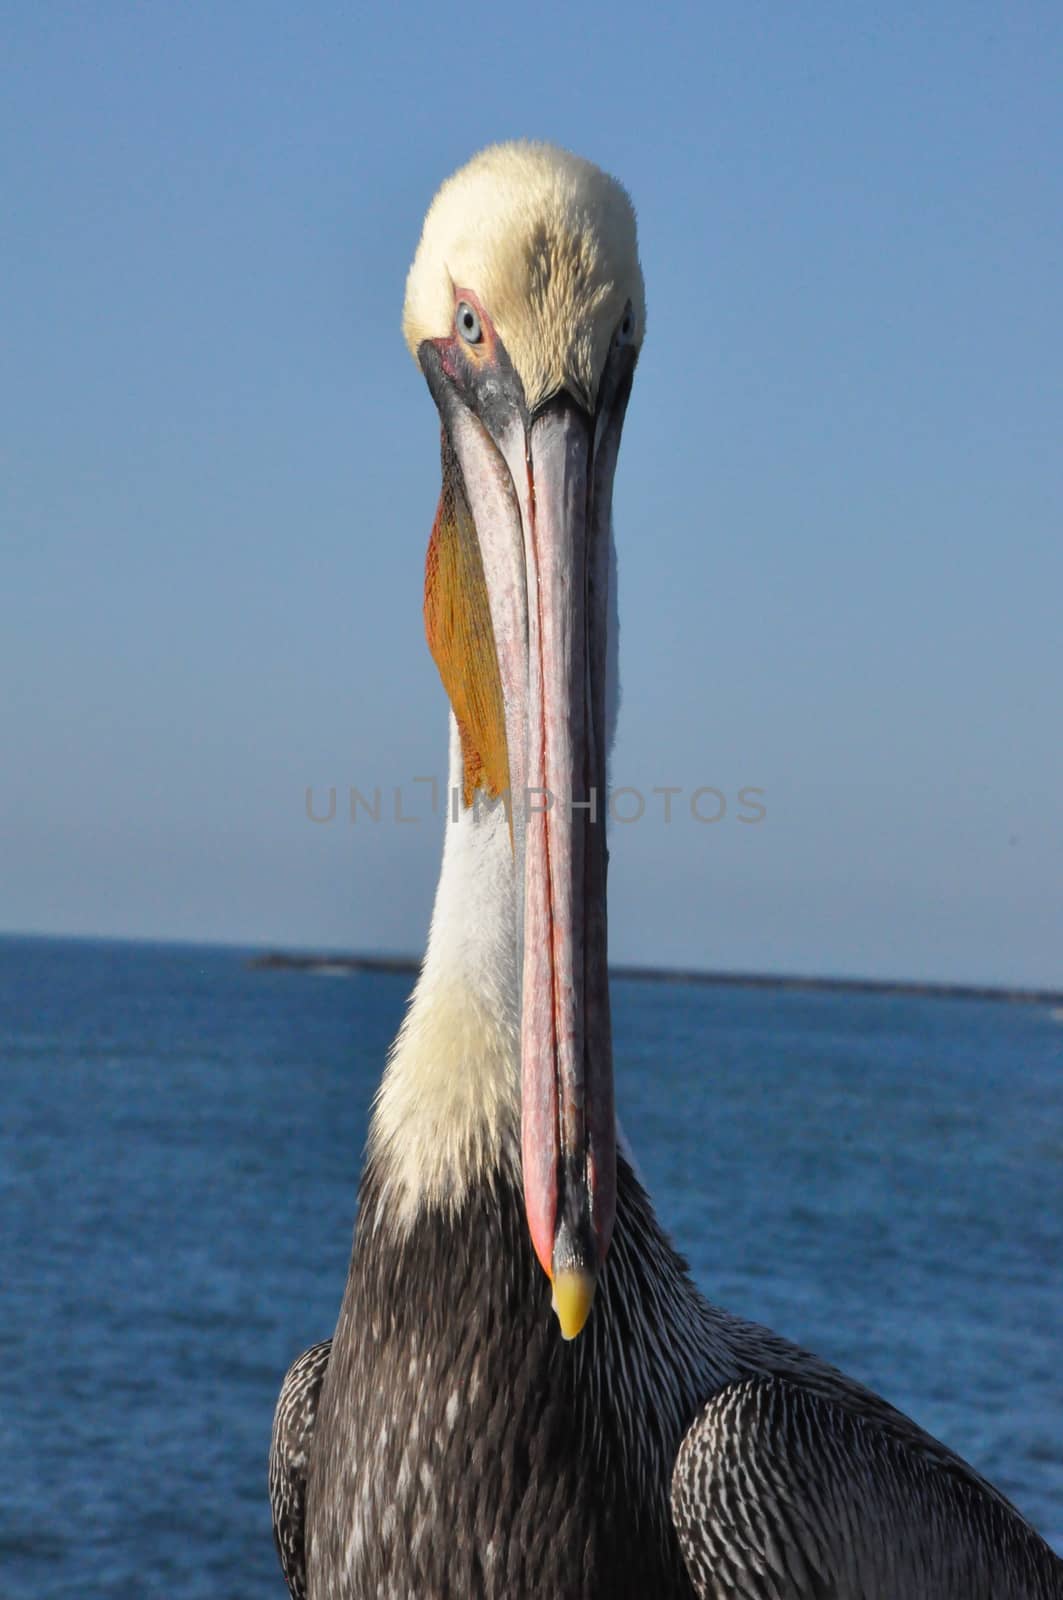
551,1266,598,1341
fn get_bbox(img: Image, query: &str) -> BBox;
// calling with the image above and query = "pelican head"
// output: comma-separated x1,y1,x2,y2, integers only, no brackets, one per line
404,142,645,1337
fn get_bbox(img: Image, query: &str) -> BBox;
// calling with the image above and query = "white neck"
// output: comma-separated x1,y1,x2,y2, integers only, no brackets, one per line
369,717,522,1224
369,527,620,1227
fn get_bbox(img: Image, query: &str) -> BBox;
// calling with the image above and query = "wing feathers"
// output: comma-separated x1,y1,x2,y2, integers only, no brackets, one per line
269,1339,332,1600
671,1376,1063,1600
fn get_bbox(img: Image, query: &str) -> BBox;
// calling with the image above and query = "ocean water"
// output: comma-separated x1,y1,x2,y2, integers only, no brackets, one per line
1,934,1060,1598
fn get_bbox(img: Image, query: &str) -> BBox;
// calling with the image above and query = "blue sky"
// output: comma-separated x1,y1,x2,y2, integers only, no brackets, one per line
3,3,1060,984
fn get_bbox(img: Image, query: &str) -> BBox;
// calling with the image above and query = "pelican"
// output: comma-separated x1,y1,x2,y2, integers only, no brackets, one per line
270,142,1062,1599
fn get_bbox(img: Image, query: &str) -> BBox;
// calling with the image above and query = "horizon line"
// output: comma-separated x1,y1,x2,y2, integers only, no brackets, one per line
3,928,1060,1008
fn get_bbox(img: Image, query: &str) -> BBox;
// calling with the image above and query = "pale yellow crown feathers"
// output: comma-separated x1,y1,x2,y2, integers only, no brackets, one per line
403,141,645,413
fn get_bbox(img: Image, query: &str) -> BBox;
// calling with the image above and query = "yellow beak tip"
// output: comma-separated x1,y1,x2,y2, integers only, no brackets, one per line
551,1267,597,1341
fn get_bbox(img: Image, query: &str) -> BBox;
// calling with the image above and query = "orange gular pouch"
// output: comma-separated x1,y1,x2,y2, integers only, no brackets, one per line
424,431,511,808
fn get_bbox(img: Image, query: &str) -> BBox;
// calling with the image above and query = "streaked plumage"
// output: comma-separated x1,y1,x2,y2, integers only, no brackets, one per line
674,1378,1062,1598
273,1142,1062,1596
269,142,1063,1599
270,1340,331,1600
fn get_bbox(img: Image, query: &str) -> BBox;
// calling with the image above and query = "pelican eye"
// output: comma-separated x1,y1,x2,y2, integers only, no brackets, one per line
616,306,635,346
455,301,482,345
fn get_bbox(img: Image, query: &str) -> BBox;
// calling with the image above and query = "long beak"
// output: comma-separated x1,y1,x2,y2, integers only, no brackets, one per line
423,347,629,1342
517,397,615,1339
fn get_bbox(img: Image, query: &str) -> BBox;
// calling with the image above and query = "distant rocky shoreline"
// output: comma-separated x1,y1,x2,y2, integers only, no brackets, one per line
248,951,1063,1007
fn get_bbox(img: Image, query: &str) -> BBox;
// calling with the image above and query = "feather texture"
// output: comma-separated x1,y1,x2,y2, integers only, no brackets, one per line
672,1377,1063,1598
270,1340,332,1600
